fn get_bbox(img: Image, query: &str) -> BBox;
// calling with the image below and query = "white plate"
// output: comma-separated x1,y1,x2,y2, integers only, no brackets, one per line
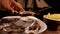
2,16,47,34
27,16,47,34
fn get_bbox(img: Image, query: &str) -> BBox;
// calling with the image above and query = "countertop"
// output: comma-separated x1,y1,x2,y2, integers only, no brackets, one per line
41,30,60,34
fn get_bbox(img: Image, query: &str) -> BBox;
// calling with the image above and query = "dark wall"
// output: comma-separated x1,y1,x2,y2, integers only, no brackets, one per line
44,0,60,13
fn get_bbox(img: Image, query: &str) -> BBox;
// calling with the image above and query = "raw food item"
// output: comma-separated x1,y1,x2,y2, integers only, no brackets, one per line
0,18,20,23
0,23,12,30
3,24,24,32
25,21,41,34
29,21,41,31
14,17,35,28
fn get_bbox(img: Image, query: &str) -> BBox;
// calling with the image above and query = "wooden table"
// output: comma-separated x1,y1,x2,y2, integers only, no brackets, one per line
41,30,60,34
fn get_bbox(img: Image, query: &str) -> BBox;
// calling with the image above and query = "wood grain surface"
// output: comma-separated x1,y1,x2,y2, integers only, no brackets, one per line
41,30,60,34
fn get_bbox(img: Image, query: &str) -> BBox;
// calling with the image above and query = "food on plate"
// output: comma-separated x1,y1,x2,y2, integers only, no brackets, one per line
0,17,34,28
25,21,41,34
0,23,12,30
0,17,35,32
0,18,20,23
0,16,41,34
29,25,37,30
14,17,35,28
2,24,24,32
29,21,40,31
46,13,60,20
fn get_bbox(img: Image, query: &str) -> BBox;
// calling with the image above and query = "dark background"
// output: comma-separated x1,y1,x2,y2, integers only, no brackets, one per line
33,0,60,20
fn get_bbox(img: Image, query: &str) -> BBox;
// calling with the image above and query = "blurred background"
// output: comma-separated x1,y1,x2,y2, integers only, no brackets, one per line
0,0,60,20
17,0,50,20
17,0,60,12
18,0,60,20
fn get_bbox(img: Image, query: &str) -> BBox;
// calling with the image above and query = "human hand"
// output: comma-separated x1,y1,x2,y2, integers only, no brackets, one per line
0,0,24,14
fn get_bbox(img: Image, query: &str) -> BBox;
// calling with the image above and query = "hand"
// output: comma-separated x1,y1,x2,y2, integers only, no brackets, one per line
0,0,24,14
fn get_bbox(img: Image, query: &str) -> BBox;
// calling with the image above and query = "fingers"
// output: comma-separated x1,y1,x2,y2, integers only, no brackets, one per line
16,3,25,12
1,0,15,14
1,0,25,15
4,3,14,14
7,6,14,14
13,1,25,11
